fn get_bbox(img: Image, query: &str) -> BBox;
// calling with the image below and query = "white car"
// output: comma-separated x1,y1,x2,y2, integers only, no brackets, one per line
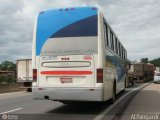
154,72,160,83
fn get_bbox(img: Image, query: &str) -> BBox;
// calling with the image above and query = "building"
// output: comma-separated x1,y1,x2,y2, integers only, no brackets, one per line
0,71,15,78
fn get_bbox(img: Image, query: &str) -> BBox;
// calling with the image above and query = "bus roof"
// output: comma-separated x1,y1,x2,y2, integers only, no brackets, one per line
36,7,98,55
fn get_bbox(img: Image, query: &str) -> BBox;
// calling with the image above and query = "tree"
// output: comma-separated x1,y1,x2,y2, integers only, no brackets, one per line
149,58,160,67
0,61,16,71
0,61,16,84
141,58,148,63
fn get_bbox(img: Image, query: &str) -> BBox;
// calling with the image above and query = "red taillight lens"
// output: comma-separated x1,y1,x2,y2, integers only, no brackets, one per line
33,69,37,81
83,55,92,60
97,69,103,83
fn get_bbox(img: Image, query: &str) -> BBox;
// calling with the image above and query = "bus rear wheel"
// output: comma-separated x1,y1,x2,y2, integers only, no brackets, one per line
110,82,116,104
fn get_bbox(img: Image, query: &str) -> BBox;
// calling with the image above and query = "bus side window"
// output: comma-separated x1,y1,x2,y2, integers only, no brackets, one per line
123,48,125,59
107,28,111,48
103,24,107,47
113,35,115,52
117,39,119,55
125,51,127,60
115,38,118,55
104,23,109,47
117,41,120,56
119,43,121,57
110,32,114,51
120,44,123,58
105,24,109,46
122,47,124,59
124,50,126,60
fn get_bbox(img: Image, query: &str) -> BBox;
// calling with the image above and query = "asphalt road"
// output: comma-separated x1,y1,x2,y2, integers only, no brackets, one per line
0,82,159,120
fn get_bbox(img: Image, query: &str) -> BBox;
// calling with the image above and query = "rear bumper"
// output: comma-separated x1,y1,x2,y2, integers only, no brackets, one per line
32,87,103,101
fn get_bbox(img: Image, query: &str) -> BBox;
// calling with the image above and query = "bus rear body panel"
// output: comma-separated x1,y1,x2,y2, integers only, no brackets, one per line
32,7,104,101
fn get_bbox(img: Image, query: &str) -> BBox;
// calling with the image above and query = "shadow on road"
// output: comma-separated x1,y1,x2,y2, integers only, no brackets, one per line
47,102,109,115
47,90,127,115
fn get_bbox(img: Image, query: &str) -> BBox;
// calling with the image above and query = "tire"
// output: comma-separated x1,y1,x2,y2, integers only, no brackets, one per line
110,82,116,104
125,78,127,88
122,79,126,93
121,88,125,93
27,88,32,92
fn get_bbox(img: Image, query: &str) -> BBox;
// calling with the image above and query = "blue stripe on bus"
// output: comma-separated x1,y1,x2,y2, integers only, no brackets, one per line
50,15,97,38
106,55,125,81
36,7,97,55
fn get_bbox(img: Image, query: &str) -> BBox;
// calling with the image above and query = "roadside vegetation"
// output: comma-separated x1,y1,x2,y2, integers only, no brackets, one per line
141,58,160,67
0,61,16,84
149,58,160,67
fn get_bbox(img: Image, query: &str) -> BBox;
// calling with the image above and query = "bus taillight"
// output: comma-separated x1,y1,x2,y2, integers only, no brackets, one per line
33,69,37,81
83,55,92,60
97,69,103,83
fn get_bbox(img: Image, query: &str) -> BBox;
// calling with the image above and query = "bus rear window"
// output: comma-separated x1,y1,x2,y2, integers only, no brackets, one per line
50,15,97,38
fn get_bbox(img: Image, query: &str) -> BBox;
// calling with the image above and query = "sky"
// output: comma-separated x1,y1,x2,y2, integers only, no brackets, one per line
0,0,160,63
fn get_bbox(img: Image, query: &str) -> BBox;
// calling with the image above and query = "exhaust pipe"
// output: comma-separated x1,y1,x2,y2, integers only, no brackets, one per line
44,96,49,100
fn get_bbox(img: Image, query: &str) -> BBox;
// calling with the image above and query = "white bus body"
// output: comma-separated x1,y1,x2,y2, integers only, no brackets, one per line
32,7,127,103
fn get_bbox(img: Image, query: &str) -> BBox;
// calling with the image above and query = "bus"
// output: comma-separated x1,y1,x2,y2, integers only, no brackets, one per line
32,7,128,104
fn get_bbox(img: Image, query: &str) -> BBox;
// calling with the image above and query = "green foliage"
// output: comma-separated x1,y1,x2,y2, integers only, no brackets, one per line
140,58,160,67
141,58,148,63
0,76,16,84
0,61,16,71
0,61,16,84
149,58,160,67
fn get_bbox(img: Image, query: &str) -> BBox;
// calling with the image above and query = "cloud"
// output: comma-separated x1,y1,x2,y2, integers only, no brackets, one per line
0,0,160,63
98,0,160,61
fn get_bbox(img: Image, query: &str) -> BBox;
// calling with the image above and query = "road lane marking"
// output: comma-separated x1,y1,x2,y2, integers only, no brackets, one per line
0,108,23,115
93,83,150,120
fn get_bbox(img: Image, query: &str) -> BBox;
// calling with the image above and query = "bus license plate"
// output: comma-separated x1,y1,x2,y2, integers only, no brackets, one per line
60,78,72,83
